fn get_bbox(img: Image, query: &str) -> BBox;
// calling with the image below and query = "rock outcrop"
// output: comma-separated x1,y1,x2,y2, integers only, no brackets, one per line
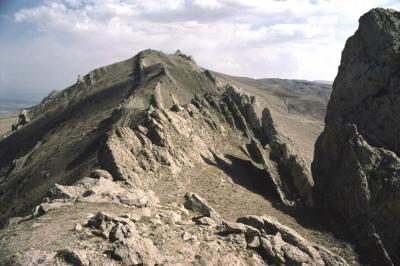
220,86,314,206
312,8,400,265
1,190,348,266
234,215,348,266
0,49,352,264
11,110,29,131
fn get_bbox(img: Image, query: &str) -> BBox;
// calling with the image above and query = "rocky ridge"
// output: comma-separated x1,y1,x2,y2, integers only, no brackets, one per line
1,7,397,266
1,49,352,264
312,8,400,265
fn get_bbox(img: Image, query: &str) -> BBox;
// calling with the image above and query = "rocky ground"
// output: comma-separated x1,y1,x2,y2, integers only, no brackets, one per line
0,47,358,265
4,7,398,263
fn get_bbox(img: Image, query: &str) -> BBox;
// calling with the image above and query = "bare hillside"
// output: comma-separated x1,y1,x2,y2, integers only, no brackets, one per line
0,50,358,266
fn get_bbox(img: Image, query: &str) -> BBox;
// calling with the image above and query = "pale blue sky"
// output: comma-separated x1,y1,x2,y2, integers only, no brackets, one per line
1,0,399,102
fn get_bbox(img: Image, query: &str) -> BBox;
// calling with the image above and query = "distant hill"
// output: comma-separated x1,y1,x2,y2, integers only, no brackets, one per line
0,98,38,113
313,80,333,85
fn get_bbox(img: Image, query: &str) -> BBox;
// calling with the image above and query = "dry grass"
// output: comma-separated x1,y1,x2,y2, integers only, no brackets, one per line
0,112,17,136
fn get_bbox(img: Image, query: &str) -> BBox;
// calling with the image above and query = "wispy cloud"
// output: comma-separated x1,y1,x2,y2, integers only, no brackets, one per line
0,0,398,100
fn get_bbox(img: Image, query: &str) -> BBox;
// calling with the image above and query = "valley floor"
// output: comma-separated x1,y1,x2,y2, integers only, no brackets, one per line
0,112,17,136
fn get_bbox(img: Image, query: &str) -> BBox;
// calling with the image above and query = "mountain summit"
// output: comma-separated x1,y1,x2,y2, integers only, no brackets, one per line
2,6,400,266
0,47,353,265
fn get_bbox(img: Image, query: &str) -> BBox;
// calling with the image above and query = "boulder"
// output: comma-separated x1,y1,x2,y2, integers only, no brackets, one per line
237,215,324,265
219,220,260,237
89,169,113,180
260,233,311,265
86,211,116,237
109,223,134,242
184,192,222,223
58,249,89,266
47,183,80,200
194,216,217,227
112,237,163,265
218,214,350,265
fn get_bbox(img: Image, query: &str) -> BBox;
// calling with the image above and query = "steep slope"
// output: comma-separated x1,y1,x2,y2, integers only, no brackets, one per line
0,50,217,222
0,50,356,265
312,8,400,265
213,73,330,166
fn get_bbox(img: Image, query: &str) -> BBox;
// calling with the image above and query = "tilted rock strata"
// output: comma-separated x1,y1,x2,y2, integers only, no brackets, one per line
222,86,314,206
0,49,339,264
97,82,314,208
312,8,400,265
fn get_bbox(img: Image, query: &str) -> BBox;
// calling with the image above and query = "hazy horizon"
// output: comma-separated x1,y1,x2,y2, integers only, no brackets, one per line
1,0,399,102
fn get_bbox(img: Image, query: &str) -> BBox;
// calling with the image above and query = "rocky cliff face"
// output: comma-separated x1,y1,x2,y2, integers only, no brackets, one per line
312,8,400,265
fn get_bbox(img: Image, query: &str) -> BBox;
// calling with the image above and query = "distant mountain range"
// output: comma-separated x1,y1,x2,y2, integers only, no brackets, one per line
0,99,38,113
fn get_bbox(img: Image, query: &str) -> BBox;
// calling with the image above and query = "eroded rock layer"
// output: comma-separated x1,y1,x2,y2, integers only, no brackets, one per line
313,8,400,265
0,49,354,265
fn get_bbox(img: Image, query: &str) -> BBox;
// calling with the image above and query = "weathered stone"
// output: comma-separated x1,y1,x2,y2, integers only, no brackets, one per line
260,233,311,265
32,205,46,217
181,231,192,241
164,210,181,224
244,103,262,131
47,184,79,200
184,192,222,222
89,169,113,180
117,189,159,208
171,104,184,112
248,137,267,164
246,235,261,248
109,223,134,242
58,249,89,266
219,220,260,237
314,245,349,266
11,110,30,131
31,201,72,217
98,127,145,184
223,93,252,138
312,8,400,265
261,109,314,206
194,216,217,227
237,215,336,265
220,102,237,128
74,223,83,232
226,233,247,248
112,237,163,265
86,211,114,230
